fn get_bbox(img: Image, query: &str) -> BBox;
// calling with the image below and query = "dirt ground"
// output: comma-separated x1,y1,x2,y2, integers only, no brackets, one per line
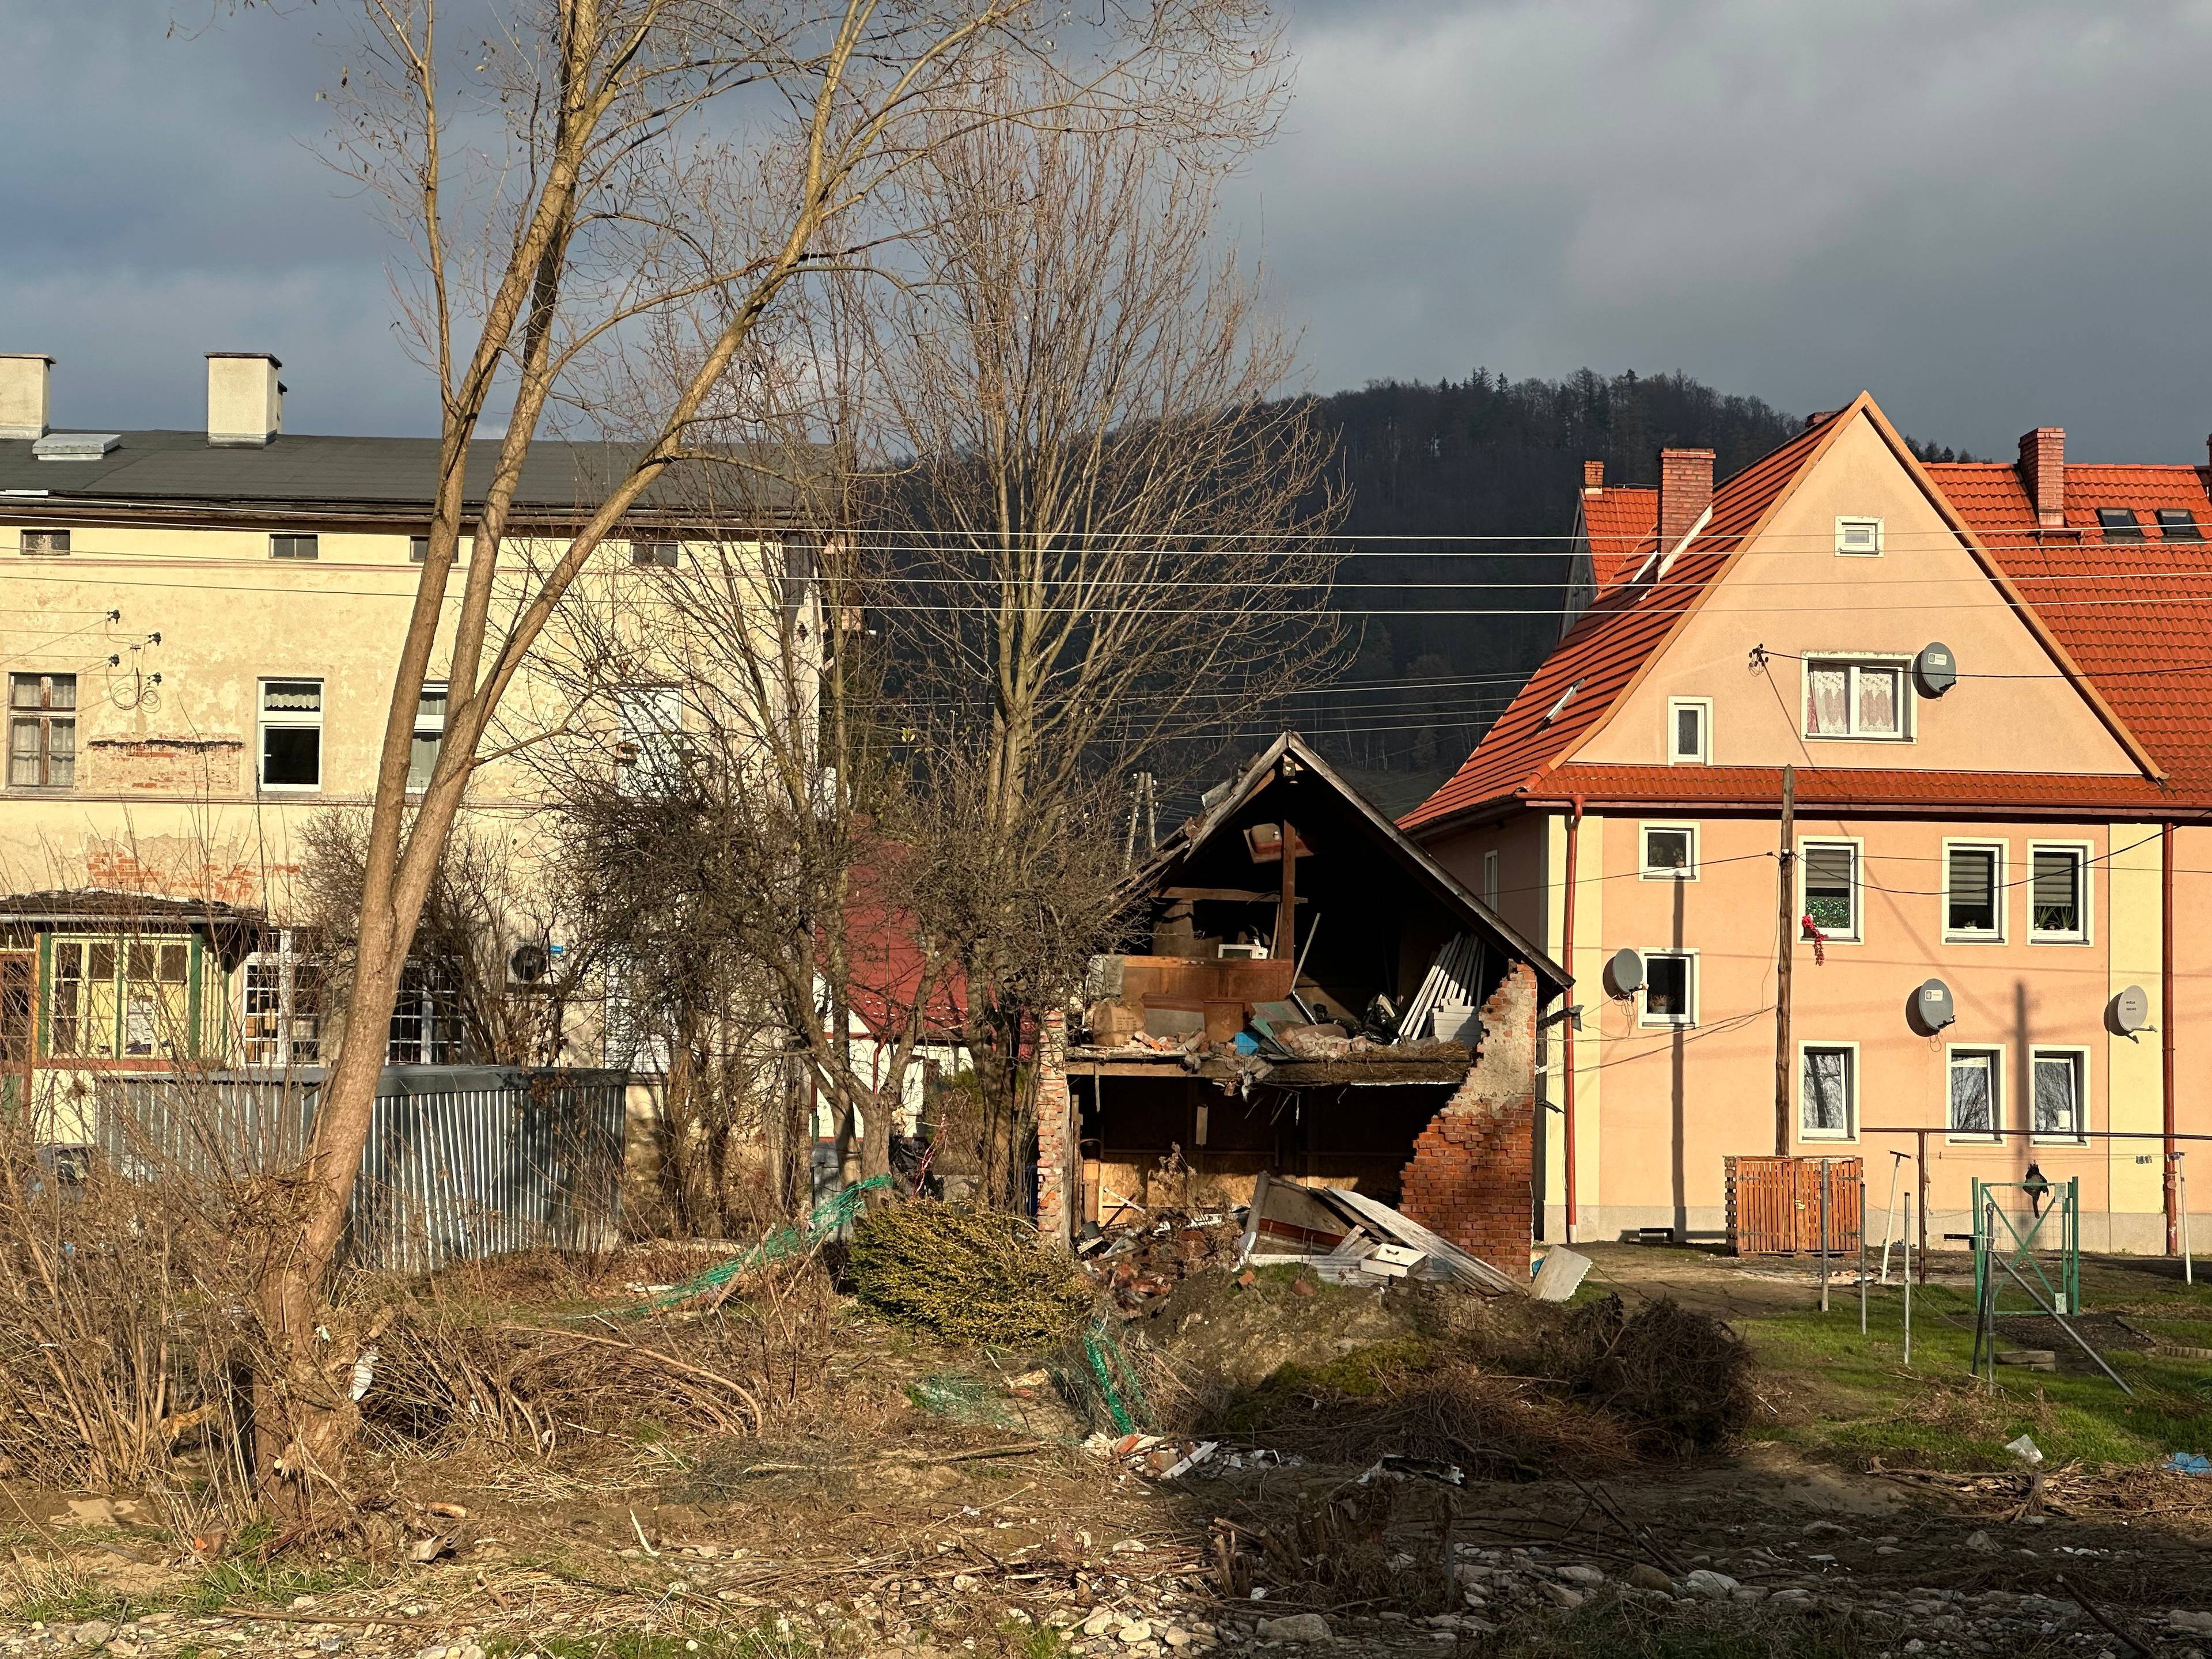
7,1238,2212,1658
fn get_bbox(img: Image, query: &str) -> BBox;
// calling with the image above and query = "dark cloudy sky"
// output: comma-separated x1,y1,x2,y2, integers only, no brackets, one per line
9,1,2212,460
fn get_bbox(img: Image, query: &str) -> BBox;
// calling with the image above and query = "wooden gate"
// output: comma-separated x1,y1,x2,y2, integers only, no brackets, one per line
1726,1155,1863,1256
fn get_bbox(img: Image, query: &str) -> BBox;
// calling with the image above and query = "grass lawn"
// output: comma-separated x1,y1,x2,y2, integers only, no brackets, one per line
1583,1244,2212,1471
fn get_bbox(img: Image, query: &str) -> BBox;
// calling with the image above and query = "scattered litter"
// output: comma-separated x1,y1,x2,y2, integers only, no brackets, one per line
1158,1441,1219,1480
2165,1451,2212,1476
2005,1434,2045,1467
1358,1455,1466,1487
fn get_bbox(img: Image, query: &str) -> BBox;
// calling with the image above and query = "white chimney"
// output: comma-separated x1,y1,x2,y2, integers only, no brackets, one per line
206,353,285,447
0,354,54,440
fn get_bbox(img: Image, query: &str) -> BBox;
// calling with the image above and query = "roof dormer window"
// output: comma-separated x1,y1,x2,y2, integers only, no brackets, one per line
2157,509,2203,542
2096,508,2143,543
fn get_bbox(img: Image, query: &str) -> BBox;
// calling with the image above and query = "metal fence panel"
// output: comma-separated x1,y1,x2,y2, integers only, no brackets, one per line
94,1065,626,1272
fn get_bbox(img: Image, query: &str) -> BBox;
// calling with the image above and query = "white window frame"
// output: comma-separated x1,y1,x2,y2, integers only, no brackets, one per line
1945,1044,2004,1144
1798,836,1864,944
1480,849,1499,910
407,680,448,793
1798,1040,1858,1142
1666,696,1711,764
2029,1046,2090,1144
1639,821,1699,881
256,677,324,792
1639,948,1696,1028
1835,516,1884,556
240,929,322,1070
1941,838,2007,943
2026,840,2092,944
1801,654,1914,741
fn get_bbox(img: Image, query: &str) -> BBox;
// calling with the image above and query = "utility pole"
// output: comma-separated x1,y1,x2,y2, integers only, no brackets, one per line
1774,764,1796,1157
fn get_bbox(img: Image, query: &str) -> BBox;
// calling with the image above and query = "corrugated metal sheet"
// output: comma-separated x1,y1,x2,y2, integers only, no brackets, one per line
94,1065,625,1272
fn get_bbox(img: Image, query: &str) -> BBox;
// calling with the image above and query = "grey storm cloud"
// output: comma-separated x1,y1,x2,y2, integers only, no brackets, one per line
9,0,2212,458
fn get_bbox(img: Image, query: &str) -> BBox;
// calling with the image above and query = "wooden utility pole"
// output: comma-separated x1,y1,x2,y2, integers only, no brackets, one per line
1276,818,1298,960
1774,764,1796,1157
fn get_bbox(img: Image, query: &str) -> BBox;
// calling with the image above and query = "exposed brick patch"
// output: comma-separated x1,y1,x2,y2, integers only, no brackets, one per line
84,835,274,907
1033,1008,1075,1247
1399,962,1538,1280
82,734,243,797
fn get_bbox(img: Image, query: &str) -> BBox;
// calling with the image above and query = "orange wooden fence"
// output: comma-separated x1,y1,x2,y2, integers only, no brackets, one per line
1725,1155,1863,1256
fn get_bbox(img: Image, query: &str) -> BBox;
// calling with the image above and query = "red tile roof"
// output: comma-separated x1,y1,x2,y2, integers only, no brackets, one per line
1402,411,1849,830
1578,487,1656,589
1404,404,2212,832
1927,461,2212,794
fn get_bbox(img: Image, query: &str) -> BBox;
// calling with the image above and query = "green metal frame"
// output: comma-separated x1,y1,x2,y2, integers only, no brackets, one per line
1971,1175,2080,1319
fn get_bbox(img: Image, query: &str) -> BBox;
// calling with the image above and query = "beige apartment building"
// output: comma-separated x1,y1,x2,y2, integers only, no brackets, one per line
0,351,814,1132
1407,394,2212,1254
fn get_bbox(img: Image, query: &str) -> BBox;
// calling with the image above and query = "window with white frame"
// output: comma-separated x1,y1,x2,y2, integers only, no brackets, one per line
2028,844,2088,941
387,960,461,1065
1804,658,1908,739
2031,1048,2086,1139
1835,517,1883,556
1641,951,1694,1026
1801,1043,1855,1138
241,930,322,1067
1480,849,1500,909
1944,842,2004,940
1668,697,1710,764
257,679,323,790
1641,824,1697,879
614,684,685,791
407,681,448,791
1948,1047,2002,1139
1801,841,1859,940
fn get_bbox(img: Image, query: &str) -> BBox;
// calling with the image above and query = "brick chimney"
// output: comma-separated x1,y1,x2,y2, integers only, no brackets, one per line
1657,448,1714,544
1582,459,1604,493
0,354,53,440
2018,427,2065,528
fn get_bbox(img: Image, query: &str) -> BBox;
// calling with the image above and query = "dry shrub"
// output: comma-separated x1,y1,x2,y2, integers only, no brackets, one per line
1236,1483,1459,1616
849,1201,1094,1349
1540,1293,1755,1455
0,1105,266,1514
1197,1336,1634,1478
366,1255,840,1454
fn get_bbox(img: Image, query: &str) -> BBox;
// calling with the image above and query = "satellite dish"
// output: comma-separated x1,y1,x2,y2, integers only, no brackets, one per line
1604,948,1645,999
2109,984,2153,1035
1914,642,1957,698
1914,978,1955,1032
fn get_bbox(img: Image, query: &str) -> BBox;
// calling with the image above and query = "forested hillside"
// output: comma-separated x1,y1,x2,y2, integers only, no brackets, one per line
1294,369,1969,814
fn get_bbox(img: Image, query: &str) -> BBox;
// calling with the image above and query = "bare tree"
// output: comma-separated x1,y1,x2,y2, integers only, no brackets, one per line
241,0,1281,1505
858,74,1346,1180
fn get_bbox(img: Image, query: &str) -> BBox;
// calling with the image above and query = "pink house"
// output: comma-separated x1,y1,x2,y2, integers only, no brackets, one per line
1406,393,2212,1253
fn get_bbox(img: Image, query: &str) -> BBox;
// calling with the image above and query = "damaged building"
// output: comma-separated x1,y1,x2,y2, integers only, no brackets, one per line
1035,733,1571,1277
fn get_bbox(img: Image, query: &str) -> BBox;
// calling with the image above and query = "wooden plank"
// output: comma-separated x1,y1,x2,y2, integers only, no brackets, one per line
1315,1184,1527,1297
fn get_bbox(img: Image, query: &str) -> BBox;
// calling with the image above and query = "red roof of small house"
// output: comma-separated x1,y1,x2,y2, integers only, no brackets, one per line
1578,486,1657,589
1404,399,2212,832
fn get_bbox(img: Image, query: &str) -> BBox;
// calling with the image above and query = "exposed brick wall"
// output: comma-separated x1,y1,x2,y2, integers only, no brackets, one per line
1033,1008,1075,1247
2018,426,2065,527
1399,962,1539,1281
82,734,243,797
84,834,273,907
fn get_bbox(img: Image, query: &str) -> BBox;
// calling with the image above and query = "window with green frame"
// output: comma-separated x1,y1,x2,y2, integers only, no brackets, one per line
44,934,200,1059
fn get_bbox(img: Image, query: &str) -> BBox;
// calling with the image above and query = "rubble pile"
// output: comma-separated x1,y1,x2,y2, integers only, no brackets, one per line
1080,1211,1248,1316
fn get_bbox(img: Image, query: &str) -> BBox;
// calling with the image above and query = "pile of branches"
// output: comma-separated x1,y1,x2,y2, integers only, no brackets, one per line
850,1201,1096,1349
1537,1294,1756,1455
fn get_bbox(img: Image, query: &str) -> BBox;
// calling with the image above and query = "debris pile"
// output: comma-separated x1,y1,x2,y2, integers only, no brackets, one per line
1079,1210,1247,1315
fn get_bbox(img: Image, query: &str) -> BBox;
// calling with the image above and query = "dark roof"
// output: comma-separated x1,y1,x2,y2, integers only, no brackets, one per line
1127,732,1571,993
0,430,820,518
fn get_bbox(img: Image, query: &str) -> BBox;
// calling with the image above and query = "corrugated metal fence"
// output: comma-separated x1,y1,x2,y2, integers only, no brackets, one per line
94,1065,626,1273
